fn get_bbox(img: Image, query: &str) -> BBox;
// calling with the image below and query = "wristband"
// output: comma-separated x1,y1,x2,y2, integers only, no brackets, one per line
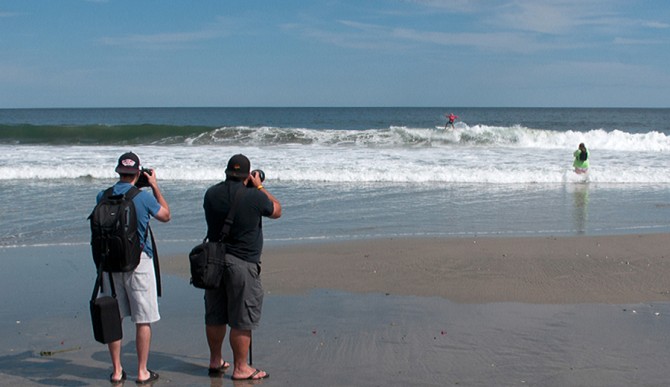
257,185,264,190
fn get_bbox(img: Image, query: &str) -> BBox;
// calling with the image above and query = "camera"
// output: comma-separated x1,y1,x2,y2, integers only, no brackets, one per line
247,169,265,187
135,168,153,188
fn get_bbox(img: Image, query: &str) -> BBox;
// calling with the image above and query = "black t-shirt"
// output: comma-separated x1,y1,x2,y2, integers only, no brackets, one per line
203,180,274,263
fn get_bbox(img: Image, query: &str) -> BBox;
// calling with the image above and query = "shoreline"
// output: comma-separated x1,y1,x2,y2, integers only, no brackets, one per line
165,233,670,304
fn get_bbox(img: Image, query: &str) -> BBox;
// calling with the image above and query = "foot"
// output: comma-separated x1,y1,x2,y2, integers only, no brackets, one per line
110,370,126,384
208,361,231,375
231,368,269,380
135,369,159,384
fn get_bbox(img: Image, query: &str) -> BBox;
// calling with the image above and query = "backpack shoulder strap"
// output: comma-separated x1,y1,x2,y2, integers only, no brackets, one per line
124,185,141,200
88,186,115,221
101,186,115,199
100,185,139,200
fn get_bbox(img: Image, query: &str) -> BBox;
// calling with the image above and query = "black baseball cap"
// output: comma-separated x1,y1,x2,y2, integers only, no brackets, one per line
115,152,141,174
225,154,250,178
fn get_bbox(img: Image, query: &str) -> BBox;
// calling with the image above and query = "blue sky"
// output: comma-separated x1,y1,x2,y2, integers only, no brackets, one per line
1,0,669,108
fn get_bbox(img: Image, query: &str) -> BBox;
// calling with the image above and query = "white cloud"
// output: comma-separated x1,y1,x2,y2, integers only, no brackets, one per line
281,21,411,51
399,0,486,13
613,37,666,45
391,27,551,53
542,60,670,88
641,20,670,29
99,17,238,49
100,30,220,47
495,2,579,34
288,19,565,54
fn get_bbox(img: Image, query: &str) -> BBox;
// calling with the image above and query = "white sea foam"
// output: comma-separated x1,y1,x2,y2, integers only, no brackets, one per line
4,124,670,184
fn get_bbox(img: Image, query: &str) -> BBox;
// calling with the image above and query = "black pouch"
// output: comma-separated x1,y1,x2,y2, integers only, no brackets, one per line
189,240,226,289
90,272,122,344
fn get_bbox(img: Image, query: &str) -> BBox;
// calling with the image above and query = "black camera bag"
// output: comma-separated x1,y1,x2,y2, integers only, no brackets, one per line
90,269,122,344
189,239,227,289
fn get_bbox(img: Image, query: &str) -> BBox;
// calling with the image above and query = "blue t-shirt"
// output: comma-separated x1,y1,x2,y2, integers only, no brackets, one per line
96,182,161,258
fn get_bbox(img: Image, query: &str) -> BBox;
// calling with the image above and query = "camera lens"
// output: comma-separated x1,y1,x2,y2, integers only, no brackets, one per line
253,169,265,182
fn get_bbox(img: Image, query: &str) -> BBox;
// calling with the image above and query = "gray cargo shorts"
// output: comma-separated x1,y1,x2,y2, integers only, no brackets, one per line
204,253,264,330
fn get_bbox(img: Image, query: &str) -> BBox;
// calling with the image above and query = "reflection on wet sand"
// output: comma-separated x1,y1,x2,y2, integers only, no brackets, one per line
572,182,589,233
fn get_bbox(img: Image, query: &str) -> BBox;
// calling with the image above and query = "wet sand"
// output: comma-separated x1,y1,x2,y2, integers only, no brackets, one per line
2,234,670,386
167,233,670,304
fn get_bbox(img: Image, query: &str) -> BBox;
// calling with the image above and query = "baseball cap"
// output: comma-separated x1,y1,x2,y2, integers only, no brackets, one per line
115,152,141,174
225,154,250,178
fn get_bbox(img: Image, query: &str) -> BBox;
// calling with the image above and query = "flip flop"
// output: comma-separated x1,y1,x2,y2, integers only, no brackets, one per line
135,369,159,385
231,369,269,380
208,361,231,375
110,370,126,384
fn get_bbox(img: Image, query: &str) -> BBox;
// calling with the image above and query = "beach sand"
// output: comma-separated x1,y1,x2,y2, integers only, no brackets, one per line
2,234,670,386
264,234,670,304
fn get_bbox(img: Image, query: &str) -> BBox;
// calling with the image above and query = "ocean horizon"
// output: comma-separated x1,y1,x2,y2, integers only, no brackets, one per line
2,107,669,252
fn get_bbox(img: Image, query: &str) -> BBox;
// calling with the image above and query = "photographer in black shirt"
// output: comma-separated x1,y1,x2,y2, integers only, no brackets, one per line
202,154,281,381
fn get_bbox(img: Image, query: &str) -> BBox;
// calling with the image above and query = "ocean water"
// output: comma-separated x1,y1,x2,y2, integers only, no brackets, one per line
1,107,670,253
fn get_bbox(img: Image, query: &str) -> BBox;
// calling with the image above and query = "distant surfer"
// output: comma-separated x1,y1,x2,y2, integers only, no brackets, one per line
445,113,458,129
573,143,589,174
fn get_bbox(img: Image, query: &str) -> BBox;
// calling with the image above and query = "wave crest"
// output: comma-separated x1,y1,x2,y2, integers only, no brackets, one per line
3,122,670,151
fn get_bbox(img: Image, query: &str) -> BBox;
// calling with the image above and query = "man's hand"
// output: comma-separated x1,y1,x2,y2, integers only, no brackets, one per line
248,171,263,188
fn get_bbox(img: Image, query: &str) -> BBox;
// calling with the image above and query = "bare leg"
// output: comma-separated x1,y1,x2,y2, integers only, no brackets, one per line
206,324,228,369
136,323,152,381
230,328,267,379
108,339,123,381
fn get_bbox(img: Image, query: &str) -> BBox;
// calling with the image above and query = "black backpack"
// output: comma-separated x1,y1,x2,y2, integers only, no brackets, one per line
89,186,143,272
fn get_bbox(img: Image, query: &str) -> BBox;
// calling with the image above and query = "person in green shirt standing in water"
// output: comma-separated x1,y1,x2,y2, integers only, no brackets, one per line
573,143,589,174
